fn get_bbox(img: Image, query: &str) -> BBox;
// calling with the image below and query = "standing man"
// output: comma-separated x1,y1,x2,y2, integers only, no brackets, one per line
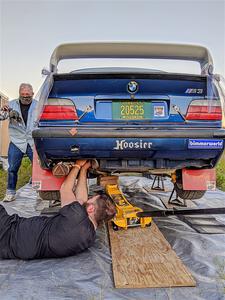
0,83,38,202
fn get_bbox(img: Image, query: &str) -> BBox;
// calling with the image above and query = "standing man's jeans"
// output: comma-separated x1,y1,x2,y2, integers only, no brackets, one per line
7,142,33,195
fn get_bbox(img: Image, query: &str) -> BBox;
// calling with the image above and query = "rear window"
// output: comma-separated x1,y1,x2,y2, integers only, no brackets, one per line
57,58,201,75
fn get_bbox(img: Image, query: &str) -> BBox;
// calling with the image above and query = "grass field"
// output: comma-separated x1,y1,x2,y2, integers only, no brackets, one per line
0,157,32,200
0,156,225,200
216,154,225,192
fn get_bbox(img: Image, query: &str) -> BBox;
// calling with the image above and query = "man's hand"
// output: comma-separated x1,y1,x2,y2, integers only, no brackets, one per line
0,105,10,121
1,105,10,112
81,161,91,171
75,160,87,168
9,110,22,122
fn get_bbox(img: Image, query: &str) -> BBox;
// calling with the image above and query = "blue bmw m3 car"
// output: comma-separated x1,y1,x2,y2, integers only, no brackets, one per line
32,42,225,201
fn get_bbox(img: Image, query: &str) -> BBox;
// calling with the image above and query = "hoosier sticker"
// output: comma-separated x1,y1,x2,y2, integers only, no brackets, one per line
113,139,152,150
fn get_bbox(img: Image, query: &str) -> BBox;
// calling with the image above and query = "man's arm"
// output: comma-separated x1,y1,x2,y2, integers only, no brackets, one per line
60,160,87,207
75,161,91,204
60,166,79,207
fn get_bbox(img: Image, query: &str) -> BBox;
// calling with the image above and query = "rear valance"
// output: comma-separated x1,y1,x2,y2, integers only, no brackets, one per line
32,127,225,139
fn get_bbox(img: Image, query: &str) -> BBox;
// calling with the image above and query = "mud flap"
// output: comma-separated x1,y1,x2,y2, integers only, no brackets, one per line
32,147,64,191
182,168,216,191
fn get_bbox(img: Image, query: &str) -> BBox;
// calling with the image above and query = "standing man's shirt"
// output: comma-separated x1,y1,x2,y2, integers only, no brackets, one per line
20,101,32,126
0,202,96,260
8,98,38,153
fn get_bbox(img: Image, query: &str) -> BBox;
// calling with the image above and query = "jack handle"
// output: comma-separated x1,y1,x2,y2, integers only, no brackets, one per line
137,207,225,218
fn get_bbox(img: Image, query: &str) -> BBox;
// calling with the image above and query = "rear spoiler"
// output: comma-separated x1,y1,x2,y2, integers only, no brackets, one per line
49,42,214,75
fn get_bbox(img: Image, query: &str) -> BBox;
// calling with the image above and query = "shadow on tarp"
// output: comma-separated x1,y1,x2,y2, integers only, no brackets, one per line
0,177,225,300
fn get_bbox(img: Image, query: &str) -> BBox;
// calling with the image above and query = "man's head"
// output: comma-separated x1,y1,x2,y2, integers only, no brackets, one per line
84,193,116,227
19,83,34,105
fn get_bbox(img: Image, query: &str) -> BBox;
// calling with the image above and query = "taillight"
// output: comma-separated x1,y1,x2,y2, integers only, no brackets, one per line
186,99,222,120
40,98,78,120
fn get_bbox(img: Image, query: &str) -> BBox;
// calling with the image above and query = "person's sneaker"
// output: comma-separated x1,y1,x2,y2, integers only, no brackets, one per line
3,194,16,202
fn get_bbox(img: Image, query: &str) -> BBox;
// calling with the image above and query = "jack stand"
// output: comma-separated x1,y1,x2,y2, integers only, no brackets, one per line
151,175,165,191
168,188,187,207
49,200,61,208
40,200,61,216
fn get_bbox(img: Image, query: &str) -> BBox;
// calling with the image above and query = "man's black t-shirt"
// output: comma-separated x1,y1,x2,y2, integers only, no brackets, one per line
0,202,96,260
19,101,31,126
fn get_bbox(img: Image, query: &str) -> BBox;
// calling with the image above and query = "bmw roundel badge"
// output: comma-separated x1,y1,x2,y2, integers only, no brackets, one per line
127,81,139,94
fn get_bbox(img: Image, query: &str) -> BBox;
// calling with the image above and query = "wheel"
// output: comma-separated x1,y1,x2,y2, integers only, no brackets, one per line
38,191,60,201
174,182,205,200
112,221,119,231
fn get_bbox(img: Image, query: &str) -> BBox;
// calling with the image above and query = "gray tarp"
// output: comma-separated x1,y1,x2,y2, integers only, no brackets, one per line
0,176,225,300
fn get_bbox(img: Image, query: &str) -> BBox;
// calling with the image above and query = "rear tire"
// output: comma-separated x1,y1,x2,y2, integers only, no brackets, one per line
174,182,205,200
112,222,119,231
38,191,60,201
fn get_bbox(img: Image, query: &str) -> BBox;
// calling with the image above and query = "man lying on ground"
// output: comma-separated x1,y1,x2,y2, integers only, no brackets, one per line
0,160,116,260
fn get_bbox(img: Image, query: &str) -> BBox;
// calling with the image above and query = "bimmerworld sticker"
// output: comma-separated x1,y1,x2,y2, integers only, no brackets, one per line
188,139,224,149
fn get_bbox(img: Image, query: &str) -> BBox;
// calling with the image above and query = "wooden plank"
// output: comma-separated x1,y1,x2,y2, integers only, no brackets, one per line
108,221,196,288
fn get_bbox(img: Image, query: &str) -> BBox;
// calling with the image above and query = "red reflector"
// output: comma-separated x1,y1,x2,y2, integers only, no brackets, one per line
186,105,222,120
40,105,78,120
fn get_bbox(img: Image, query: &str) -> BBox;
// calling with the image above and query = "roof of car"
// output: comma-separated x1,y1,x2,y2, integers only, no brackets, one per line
50,42,213,75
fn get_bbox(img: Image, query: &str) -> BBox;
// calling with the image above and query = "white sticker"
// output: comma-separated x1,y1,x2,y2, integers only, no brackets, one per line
154,106,165,117
32,181,42,190
206,181,216,191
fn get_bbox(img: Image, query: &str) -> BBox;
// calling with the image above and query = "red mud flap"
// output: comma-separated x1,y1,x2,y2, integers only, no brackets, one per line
32,148,64,191
182,168,216,191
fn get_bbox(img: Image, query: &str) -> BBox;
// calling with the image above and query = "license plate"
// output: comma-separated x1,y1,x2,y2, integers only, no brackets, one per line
112,101,151,120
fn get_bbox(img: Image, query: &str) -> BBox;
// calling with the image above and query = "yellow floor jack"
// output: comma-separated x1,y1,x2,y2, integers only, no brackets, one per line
105,184,152,230
100,177,225,231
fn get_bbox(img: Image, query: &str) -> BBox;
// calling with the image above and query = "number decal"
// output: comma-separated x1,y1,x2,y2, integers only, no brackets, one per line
121,104,144,115
121,105,125,115
119,102,146,119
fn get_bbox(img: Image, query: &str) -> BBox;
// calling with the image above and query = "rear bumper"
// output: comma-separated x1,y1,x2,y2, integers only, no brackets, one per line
33,126,225,171
33,127,225,139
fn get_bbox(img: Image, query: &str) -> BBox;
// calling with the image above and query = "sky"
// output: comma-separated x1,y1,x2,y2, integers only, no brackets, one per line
0,0,224,99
